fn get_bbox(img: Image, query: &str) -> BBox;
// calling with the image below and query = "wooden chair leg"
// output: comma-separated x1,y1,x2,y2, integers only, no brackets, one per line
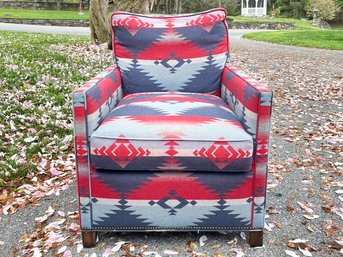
249,231,263,247
82,231,97,248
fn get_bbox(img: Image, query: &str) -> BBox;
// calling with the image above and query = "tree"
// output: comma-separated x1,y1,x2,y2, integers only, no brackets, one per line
305,0,341,20
275,0,307,18
115,0,155,14
89,0,110,44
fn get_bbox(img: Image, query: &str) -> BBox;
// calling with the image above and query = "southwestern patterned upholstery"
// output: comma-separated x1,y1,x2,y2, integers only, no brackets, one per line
111,8,229,95
72,8,272,248
91,171,254,228
90,92,253,172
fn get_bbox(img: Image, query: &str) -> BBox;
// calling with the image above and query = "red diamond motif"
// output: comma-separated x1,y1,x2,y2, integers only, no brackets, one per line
213,145,232,162
114,143,130,161
93,135,150,168
197,14,214,26
166,148,178,157
257,145,268,156
186,13,225,32
117,16,154,36
193,139,249,169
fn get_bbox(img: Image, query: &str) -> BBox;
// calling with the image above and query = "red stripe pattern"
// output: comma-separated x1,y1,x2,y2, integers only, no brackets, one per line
72,66,123,229
221,64,272,228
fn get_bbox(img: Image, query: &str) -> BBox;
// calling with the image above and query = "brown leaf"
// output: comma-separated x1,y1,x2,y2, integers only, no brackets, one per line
323,221,341,237
211,243,223,250
322,204,334,213
287,206,295,212
306,226,315,233
12,246,19,257
274,221,282,229
287,240,317,252
267,207,280,215
212,253,226,257
327,241,343,250
186,241,197,252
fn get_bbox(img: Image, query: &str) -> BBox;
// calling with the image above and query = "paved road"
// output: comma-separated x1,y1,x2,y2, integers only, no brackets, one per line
0,23,262,38
0,22,90,35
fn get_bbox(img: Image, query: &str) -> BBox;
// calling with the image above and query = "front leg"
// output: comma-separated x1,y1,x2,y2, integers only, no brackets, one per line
249,231,263,247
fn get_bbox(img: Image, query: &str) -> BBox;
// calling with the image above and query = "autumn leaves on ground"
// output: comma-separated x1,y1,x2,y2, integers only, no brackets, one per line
0,30,342,256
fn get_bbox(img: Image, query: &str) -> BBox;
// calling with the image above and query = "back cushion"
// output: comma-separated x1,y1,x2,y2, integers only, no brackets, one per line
111,8,229,95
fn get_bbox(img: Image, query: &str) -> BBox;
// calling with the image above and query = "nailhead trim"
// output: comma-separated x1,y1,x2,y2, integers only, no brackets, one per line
81,226,263,231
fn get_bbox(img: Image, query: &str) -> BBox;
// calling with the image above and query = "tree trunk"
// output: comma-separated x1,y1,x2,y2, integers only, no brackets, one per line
79,0,83,14
175,0,179,13
114,0,153,14
89,0,110,44
142,0,153,14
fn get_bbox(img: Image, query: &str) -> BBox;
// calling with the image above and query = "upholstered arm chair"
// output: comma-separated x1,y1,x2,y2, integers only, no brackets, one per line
72,8,272,248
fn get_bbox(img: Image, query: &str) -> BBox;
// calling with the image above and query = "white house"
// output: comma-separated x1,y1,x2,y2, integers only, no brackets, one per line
241,0,267,17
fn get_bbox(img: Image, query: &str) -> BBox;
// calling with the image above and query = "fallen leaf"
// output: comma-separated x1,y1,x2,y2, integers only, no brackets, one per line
229,248,245,257
186,241,197,252
299,248,312,257
102,248,113,257
164,250,179,255
111,241,126,253
57,246,67,254
199,235,208,247
77,244,83,254
63,250,72,257
144,251,162,257
192,252,206,257
212,254,226,257
303,214,319,220
211,243,223,249
264,222,272,231
227,238,238,245
285,250,300,257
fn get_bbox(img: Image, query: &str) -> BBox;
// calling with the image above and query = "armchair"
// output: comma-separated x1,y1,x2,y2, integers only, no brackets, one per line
72,8,272,248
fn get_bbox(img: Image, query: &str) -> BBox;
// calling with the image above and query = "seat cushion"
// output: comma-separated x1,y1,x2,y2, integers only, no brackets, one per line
111,8,229,95
90,92,253,172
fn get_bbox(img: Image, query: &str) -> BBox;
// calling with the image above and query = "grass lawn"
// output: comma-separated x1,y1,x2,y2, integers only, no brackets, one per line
0,8,89,20
243,30,343,50
233,15,343,50
230,16,319,30
0,31,111,188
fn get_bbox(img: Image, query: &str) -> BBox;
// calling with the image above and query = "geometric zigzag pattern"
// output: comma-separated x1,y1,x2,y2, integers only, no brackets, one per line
90,170,253,229
221,64,273,228
111,8,229,95
90,92,253,172
73,8,273,233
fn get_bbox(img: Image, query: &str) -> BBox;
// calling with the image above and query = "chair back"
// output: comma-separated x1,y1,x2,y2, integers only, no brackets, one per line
111,8,229,95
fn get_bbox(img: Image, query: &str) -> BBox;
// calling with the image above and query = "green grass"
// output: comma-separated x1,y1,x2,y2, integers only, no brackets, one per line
230,16,319,30
0,31,111,185
0,8,89,20
233,15,343,50
243,30,343,50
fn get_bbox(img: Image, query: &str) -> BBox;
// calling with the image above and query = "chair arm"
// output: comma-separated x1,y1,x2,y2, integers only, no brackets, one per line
72,65,122,228
221,64,272,228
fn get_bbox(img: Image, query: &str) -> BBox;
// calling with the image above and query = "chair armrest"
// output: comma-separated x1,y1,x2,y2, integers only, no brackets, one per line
72,65,122,228
221,64,272,228
73,65,123,136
